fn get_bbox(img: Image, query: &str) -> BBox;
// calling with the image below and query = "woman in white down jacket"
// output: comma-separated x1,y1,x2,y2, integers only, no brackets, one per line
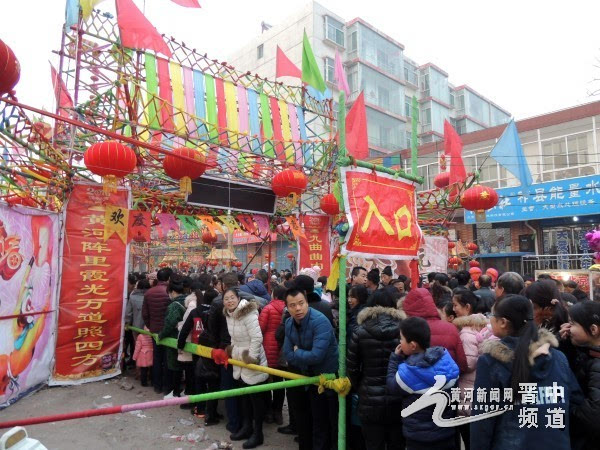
223,288,268,449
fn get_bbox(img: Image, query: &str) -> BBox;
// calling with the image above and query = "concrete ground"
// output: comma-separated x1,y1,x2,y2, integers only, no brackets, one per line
0,373,295,450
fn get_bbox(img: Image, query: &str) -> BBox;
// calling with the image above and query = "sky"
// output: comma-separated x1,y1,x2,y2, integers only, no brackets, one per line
2,0,599,120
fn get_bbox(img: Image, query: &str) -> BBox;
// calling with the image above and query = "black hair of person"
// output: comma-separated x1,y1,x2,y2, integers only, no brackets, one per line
400,317,431,349
367,289,395,308
569,301,600,336
348,285,369,306
524,280,569,333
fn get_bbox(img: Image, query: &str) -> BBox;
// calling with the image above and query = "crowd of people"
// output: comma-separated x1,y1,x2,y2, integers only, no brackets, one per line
122,264,599,450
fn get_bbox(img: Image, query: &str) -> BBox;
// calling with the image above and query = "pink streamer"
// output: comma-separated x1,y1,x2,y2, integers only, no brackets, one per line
287,103,302,165
237,84,250,151
334,50,350,97
183,66,196,135
253,215,270,237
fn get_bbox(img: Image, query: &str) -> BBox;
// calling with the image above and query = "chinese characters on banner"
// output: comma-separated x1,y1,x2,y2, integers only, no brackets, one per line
0,205,59,407
419,236,449,274
51,184,130,384
298,215,331,276
340,167,422,259
555,230,570,270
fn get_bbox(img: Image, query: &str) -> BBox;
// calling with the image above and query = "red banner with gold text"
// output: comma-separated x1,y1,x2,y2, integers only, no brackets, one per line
51,184,129,384
341,167,422,259
298,215,331,276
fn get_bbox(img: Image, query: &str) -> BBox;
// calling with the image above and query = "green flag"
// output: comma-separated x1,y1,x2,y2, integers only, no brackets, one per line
177,215,199,233
302,30,327,93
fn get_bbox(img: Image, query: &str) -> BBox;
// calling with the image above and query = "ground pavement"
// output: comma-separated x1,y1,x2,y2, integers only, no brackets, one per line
1,373,294,450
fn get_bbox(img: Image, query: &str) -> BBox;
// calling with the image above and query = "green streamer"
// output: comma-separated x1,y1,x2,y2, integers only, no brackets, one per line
144,53,159,130
204,74,219,143
259,92,275,157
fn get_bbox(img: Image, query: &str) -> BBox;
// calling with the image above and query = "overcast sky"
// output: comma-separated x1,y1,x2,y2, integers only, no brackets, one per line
3,0,599,120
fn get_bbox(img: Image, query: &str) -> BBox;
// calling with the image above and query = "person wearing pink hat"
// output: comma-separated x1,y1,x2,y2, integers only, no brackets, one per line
485,267,499,284
469,267,482,282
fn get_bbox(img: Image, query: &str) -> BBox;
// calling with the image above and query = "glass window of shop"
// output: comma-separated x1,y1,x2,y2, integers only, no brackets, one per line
366,107,404,152
325,16,344,46
543,225,598,255
465,91,490,126
360,64,404,115
476,224,512,254
358,23,402,77
541,131,597,182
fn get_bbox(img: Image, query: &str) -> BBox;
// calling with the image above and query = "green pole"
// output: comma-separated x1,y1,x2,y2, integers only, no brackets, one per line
337,91,347,450
411,96,419,175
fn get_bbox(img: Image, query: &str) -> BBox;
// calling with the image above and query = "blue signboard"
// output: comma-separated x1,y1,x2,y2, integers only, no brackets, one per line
465,174,600,224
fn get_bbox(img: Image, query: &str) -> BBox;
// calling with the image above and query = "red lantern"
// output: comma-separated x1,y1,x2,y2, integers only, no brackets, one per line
460,185,499,212
469,260,480,268
469,267,482,281
434,172,450,189
467,242,478,255
84,140,136,192
286,252,295,260
272,169,307,203
0,39,20,95
163,147,207,194
201,229,217,244
447,241,456,250
320,193,339,215
208,259,218,268
448,256,461,267
247,252,254,260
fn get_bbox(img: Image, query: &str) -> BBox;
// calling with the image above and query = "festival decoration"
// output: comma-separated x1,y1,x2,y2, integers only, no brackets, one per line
466,242,478,255
286,252,294,260
460,185,499,212
447,241,456,250
469,260,480,268
83,141,136,192
433,172,450,189
469,267,482,281
247,252,254,259
320,193,340,216
0,219,23,280
585,230,600,252
0,39,20,95
163,147,206,194
271,169,307,205
201,228,217,244
486,267,499,283
448,256,461,268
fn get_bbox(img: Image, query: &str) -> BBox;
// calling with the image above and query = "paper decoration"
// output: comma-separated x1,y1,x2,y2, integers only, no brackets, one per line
104,204,129,243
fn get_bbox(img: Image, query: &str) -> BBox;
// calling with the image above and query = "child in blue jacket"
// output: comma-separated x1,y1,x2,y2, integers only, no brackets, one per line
387,316,459,450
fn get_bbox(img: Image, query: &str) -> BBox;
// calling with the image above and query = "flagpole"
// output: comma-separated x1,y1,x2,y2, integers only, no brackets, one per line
337,91,347,450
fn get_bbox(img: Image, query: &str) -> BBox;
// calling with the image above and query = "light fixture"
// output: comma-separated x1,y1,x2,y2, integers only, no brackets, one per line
573,216,579,222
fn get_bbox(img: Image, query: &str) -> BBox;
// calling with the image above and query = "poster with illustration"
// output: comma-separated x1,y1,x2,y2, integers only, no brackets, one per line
0,203,59,408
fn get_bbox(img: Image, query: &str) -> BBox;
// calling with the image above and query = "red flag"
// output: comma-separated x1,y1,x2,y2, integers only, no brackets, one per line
50,64,73,117
169,0,200,7
444,120,467,185
236,214,257,234
346,92,369,159
116,0,172,57
128,210,151,243
276,46,301,79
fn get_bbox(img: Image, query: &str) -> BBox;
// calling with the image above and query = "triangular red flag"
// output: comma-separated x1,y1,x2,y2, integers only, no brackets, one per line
276,46,302,79
116,0,172,57
444,120,467,185
345,92,369,159
169,0,201,7
50,63,73,118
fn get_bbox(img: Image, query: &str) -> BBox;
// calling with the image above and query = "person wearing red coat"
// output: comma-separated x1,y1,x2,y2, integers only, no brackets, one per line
401,288,468,373
258,286,286,425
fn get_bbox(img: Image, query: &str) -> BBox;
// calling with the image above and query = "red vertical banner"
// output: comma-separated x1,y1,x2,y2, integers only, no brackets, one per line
52,184,130,384
298,215,331,276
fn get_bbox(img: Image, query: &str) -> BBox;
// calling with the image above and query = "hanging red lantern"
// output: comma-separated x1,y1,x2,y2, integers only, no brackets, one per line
467,242,478,255
163,147,207,194
286,252,295,260
208,259,218,268
447,241,456,250
247,252,254,260
469,267,482,281
320,193,340,215
448,256,461,267
271,169,307,204
0,39,20,95
201,228,217,244
84,140,137,192
469,260,480,268
460,185,499,212
434,172,450,189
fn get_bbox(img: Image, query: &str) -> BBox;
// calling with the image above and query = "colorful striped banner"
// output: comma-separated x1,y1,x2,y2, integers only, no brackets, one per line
204,74,219,144
215,78,228,146
157,57,175,133
288,102,302,165
237,84,250,151
259,93,274,157
297,105,311,166
269,97,284,160
144,53,160,130
170,61,186,134
182,66,196,135
247,89,261,154
279,99,294,162
193,70,207,137
224,81,240,150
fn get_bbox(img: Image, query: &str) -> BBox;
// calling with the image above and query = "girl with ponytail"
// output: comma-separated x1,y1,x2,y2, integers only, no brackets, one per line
470,295,582,450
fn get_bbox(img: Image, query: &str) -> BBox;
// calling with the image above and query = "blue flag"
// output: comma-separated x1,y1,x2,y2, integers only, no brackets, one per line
490,120,532,187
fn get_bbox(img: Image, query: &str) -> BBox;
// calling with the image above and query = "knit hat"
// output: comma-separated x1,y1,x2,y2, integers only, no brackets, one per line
299,265,321,282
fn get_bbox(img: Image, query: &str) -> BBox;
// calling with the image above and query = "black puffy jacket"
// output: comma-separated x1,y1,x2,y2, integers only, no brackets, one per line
347,306,405,424
572,346,600,449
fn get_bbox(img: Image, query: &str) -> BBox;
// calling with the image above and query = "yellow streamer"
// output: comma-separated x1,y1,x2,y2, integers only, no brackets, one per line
170,61,186,134
279,99,294,162
224,81,240,149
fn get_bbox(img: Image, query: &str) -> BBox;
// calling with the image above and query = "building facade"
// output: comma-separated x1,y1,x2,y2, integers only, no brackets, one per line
399,101,600,275
228,1,511,159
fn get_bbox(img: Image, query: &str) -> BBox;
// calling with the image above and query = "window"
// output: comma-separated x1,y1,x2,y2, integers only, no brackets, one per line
325,16,344,46
324,57,335,83
378,86,390,109
404,61,418,85
541,132,596,181
449,89,455,107
257,44,263,59
348,66,358,94
422,108,431,125
350,31,357,51
422,73,430,93
406,132,412,149
358,23,402,77
457,94,465,111
360,64,404,115
405,95,412,117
